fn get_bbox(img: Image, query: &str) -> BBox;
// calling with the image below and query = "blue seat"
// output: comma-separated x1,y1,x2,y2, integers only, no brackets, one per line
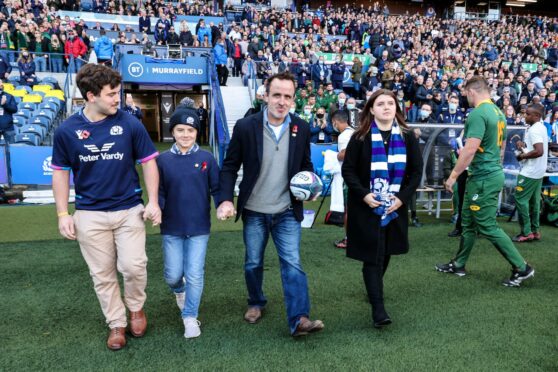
8,76,19,84
34,109,54,120
12,115,27,127
40,77,59,86
15,108,32,118
15,85,32,93
13,96,22,104
29,116,50,131
21,124,46,141
14,133,39,146
18,102,37,111
38,102,57,114
44,97,62,112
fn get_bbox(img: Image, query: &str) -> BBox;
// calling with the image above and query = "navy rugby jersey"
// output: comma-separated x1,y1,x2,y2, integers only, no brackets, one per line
51,109,158,211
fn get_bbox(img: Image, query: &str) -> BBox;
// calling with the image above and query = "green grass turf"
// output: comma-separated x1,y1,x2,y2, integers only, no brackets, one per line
1,200,557,371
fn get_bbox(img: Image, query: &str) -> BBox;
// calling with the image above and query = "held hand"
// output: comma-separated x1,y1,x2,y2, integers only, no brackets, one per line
216,201,236,220
444,177,456,193
386,195,402,214
516,140,524,149
363,193,382,208
1,96,5,105
58,215,76,240
143,202,162,226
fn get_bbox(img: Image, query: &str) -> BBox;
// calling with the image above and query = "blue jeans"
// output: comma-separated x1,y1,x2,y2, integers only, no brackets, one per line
69,57,84,73
242,208,310,334
162,234,209,318
34,56,47,72
51,58,63,73
408,105,418,123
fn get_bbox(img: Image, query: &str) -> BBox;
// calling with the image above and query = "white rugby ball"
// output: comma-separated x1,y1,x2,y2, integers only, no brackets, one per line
289,171,323,201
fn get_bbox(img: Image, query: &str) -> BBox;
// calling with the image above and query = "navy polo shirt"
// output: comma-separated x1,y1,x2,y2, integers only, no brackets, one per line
52,109,158,211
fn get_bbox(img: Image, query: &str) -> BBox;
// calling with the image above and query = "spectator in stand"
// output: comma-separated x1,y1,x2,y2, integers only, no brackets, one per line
241,54,257,86
0,21,14,63
0,80,17,144
31,29,48,72
167,26,180,45
94,30,114,67
311,55,328,89
0,51,11,81
330,54,346,91
179,21,194,46
351,56,363,99
213,37,228,86
64,29,87,73
545,107,558,143
309,106,333,143
123,93,143,121
154,22,168,45
139,9,151,34
231,38,242,77
196,19,212,46
18,50,37,86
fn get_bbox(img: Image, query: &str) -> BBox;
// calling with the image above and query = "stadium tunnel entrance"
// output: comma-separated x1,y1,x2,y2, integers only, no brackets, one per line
119,53,212,143
122,86,209,143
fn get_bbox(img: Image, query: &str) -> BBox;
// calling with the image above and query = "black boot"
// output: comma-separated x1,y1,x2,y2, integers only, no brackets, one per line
372,303,392,328
363,263,392,328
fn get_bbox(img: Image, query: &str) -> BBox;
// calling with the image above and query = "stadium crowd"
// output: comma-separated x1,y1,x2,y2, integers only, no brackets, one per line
1,0,557,131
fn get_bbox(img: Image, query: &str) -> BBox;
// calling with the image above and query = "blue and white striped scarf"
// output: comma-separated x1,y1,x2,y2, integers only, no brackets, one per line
370,120,407,226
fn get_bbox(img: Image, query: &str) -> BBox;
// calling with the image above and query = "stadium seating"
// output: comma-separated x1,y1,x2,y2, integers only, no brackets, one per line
18,102,37,111
15,109,32,119
20,124,46,142
14,133,40,146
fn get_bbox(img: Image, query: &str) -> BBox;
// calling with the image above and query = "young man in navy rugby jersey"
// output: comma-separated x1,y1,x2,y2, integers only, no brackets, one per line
51,64,161,351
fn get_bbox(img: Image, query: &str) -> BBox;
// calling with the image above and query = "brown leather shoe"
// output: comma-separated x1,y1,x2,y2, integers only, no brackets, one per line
244,306,263,324
107,327,126,350
292,317,324,337
129,309,147,337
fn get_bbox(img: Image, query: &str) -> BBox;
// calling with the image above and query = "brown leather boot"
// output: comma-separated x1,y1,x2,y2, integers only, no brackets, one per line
129,309,147,337
107,327,126,350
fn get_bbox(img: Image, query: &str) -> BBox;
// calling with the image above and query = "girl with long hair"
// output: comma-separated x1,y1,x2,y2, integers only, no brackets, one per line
342,89,423,328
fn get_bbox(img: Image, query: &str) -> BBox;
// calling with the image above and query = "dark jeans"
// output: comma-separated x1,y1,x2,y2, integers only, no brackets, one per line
216,64,229,85
232,57,242,77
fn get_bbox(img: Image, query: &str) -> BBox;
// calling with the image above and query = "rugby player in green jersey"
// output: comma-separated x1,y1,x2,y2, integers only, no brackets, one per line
435,76,535,287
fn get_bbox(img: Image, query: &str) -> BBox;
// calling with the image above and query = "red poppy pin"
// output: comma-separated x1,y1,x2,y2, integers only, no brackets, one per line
76,129,90,140
292,125,298,137
201,161,208,171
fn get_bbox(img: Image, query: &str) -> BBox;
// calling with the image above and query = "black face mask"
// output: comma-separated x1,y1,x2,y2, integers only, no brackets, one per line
316,113,324,119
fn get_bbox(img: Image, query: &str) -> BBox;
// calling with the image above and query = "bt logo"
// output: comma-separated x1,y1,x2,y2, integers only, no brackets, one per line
128,62,144,78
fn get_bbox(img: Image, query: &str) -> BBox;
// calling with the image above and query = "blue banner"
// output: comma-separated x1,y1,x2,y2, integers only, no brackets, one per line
10,146,55,185
9,146,74,185
0,145,8,184
120,54,209,85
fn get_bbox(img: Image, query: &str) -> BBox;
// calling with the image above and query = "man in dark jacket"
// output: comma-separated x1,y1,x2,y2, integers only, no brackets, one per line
0,81,19,143
216,72,324,338
330,55,346,91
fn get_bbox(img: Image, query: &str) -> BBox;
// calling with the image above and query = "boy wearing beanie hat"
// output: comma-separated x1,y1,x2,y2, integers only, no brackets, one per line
157,105,220,339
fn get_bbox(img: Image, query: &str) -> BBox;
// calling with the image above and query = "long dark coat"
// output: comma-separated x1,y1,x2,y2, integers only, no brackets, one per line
341,129,423,263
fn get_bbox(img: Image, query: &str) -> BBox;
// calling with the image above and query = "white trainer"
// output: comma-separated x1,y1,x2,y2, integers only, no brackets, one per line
183,317,201,339
175,292,185,312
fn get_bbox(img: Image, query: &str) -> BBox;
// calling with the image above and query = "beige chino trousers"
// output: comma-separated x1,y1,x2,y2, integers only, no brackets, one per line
73,204,147,329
